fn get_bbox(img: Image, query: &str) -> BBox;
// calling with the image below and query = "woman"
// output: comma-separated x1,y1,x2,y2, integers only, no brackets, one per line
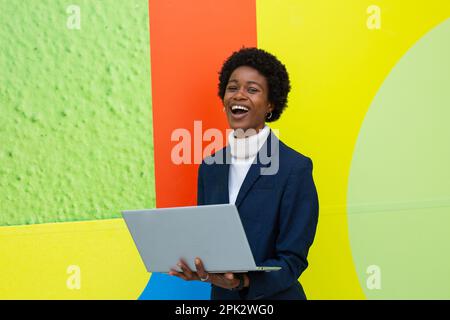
169,47,319,300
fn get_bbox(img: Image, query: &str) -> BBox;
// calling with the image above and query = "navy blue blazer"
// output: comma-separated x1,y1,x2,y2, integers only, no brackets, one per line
197,131,319,300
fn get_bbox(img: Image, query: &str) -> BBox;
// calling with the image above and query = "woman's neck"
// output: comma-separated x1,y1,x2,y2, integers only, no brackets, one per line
228,125,270,160
233,126,265,139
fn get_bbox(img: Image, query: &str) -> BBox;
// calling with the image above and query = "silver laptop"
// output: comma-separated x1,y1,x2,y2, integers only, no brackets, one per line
122,204,281,273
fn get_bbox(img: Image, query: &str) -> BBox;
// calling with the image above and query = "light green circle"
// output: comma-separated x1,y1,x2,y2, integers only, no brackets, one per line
347,18,450,299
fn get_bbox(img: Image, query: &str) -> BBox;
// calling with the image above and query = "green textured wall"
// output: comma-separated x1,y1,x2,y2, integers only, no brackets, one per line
0,0,155,226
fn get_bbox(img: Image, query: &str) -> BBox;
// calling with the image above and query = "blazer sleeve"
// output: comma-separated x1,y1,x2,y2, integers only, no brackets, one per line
245,158,319,300
197,163,205,206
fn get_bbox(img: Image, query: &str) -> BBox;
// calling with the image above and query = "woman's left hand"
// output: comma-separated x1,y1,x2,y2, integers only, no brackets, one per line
169,257,242,290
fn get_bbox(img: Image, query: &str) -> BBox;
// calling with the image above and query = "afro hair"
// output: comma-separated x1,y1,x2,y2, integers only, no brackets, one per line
218,47,291,122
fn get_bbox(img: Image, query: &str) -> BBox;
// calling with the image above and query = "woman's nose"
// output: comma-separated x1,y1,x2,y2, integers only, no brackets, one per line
233,87,247,100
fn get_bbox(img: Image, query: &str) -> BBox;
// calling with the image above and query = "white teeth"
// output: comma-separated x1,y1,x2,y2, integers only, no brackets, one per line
231,105,249,111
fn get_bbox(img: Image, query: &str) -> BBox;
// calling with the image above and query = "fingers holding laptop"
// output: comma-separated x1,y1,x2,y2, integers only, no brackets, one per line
193,257,211,283
194,258,242,290
168,258,206,282
168,257,244,290
169,259,200,281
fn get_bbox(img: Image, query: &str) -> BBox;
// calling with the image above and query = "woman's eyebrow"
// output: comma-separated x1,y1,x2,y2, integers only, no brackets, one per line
228,79,263,88
246,80,263,88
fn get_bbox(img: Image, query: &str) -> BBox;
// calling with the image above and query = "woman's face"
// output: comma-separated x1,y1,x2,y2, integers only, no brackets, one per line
223,66,273,134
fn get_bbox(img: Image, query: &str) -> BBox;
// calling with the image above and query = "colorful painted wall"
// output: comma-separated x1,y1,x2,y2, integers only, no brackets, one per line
0,0,449,299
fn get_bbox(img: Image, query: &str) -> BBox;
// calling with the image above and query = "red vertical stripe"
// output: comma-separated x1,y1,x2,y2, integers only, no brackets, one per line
149,0,257,207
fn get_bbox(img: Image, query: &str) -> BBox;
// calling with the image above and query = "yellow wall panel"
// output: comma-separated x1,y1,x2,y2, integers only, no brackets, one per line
0,219,149,299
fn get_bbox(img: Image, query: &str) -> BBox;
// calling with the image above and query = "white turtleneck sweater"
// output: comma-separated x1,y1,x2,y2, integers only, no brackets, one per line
228,126,270,204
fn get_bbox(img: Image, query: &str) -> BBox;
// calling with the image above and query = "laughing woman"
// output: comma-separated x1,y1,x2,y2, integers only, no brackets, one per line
170,47,319,300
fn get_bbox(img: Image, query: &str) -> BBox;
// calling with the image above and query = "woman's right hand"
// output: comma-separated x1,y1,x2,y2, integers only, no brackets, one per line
169,258,243,290
168,259,201,281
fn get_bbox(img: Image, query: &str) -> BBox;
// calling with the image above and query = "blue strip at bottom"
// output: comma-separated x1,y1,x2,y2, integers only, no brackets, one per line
138,273,211,300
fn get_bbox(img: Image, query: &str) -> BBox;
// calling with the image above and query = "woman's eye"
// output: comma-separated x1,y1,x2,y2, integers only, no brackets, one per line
248,87,259,93
227,86,237,91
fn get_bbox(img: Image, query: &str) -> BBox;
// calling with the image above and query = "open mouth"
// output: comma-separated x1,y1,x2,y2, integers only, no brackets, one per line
230,105,249,115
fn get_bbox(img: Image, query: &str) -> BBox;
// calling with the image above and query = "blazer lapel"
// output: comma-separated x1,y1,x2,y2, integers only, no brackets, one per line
234,131,278,208
212,146,231,204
